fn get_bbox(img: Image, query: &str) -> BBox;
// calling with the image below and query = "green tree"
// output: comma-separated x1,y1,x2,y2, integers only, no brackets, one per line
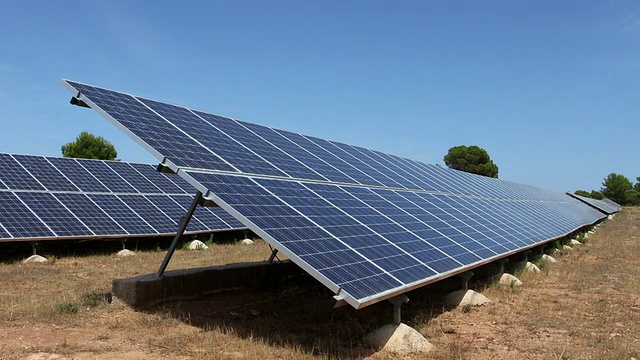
61,131,118,160
443,145,499,178
590,190,604,200
574,190,591,198
635,177,640,193
601,173,632,204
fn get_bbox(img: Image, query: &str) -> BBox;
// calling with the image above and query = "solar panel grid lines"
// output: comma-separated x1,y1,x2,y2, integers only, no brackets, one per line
0,153,46,191
13,154,81,192
127,163,189,194
259,179,438,285
16,192,94,237
65,81,234,171
77,160,138,193
53,192,128,236
104,161,164,193
0,192,56,238
134,98,250,174
87,193,157,235
117,194,179,234
192,109,328,181
62,79,610,309
0,152,247,241
264,128,362,185
46,157,111,193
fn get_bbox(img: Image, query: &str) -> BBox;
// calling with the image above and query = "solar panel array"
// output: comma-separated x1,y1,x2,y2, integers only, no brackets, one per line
63,80,608,308
567,193,621,215
0,153,245,242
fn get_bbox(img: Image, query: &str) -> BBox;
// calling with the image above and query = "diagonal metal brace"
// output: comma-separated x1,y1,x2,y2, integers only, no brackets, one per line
156,191,203,278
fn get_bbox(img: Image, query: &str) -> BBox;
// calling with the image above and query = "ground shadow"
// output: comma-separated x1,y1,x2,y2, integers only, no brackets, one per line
139,268,491,359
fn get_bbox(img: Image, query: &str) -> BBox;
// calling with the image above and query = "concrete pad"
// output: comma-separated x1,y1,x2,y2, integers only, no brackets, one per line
499,273,522,287
22,255,48,264
562,245,573,251
444,289,491,308
608,215,614,220
117,249,135,257
570,239,582,246
365,323,434,354
112,260,303,308
541,254,557,263
525,262,541,273
188,240,209,250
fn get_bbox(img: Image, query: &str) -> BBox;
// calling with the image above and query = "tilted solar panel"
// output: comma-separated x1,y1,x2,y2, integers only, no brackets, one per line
62,80,608,308
567,193,621,215
0,153,246,241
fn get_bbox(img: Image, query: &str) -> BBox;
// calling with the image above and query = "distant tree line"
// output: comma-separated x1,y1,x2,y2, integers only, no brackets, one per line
575,173,640,206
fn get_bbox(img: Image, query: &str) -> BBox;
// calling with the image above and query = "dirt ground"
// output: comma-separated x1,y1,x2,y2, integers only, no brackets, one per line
0,208,638,359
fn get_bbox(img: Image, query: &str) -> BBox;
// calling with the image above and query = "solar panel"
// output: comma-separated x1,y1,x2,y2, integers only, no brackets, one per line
567,193,621,215
16,192,93,236
0,153,45,191
0,153,246,241
62,79,609,308
13,155,80,192
0,192,55,238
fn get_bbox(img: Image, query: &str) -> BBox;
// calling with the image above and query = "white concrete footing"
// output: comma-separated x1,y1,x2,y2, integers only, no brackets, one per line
22,255,48,263
444,289,491,308
499,273,522,287
365,323,434,354
525,262,541,273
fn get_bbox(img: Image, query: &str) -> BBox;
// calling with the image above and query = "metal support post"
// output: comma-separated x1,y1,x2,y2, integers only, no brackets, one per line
388,294,409,325
30,242,38,255
156,191,203,278
268,249,279,263
458,271,474,290
497,258,508,274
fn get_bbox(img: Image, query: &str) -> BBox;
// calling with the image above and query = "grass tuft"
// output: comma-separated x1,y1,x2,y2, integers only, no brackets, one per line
57,301,78,314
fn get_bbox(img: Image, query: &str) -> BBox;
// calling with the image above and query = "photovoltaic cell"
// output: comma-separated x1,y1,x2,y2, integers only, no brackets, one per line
0,192,54,238
66,81,235,171
13,155,79,192
118,195,179,234
78,160,138,193
16,192,93,236
53,193,127,236
0,153,247,242
62,79,613,309
47,157,110,192
0,153,45,191
127,163,188,194
104,161,163,193
0,225,11,238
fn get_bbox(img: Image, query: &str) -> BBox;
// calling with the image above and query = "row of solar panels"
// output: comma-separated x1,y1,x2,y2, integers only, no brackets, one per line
0,153,245,242
568,193,621,214
63,80,618,309
65,80,570,202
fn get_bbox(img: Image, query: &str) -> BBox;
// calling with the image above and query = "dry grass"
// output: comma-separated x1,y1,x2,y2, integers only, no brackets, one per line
0,208,639,359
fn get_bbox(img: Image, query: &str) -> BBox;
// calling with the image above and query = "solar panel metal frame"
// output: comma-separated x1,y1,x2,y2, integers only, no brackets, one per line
0,153,247,242
61,79,608,309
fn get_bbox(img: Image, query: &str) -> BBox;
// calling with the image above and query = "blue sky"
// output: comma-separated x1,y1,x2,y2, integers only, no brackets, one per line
0,1,638,193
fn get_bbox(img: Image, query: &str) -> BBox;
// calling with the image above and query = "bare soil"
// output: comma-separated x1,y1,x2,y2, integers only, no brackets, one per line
1,208,639,359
